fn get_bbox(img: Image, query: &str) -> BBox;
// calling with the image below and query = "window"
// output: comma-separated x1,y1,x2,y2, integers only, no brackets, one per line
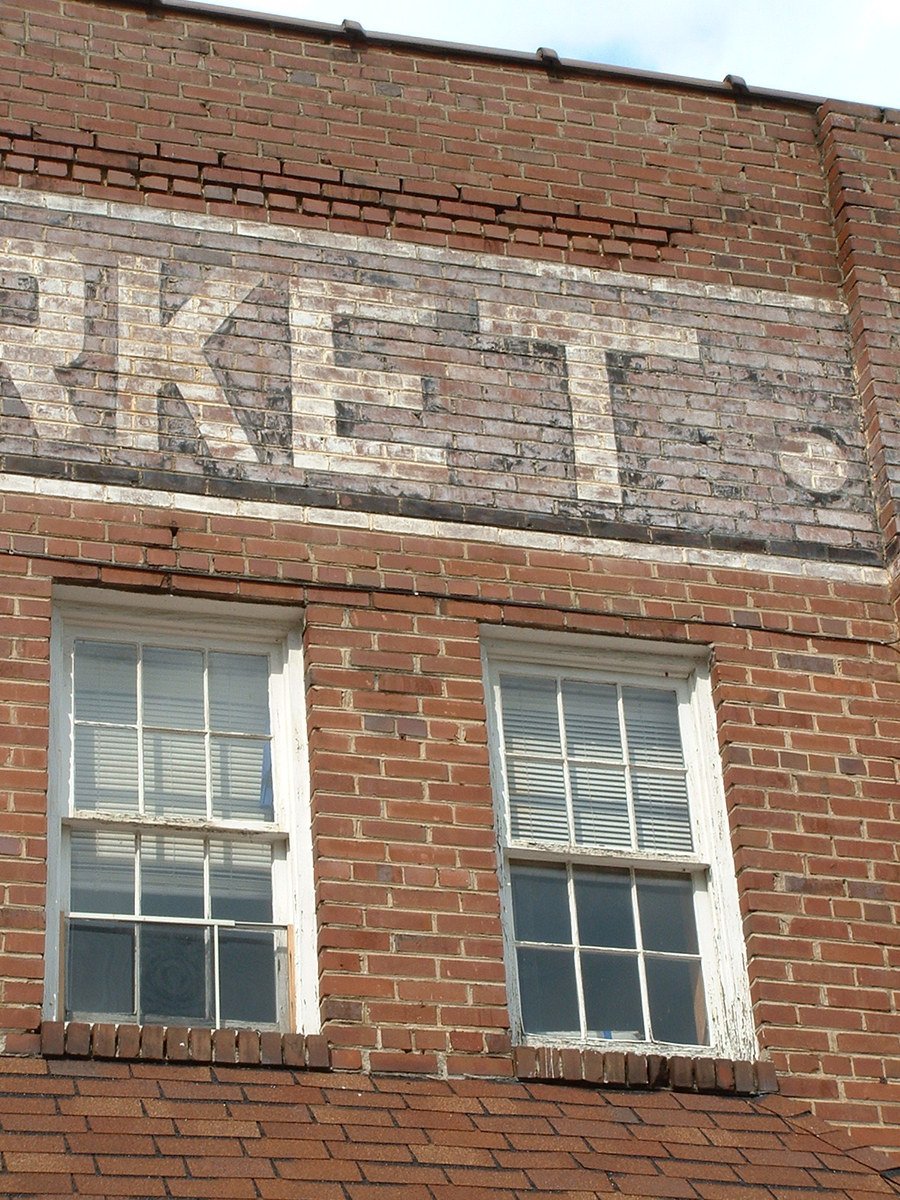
46,590,316,1032
483,629,755,1059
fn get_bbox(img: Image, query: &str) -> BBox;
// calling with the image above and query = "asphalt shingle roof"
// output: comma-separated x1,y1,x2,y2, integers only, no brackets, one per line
0,1058,896,1198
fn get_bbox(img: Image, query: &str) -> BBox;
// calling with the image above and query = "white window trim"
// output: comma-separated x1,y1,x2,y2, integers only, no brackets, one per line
45,586,319,1033
481,626,757,1061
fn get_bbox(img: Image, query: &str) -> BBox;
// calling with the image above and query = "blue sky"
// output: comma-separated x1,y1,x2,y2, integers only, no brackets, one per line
193,0,900,108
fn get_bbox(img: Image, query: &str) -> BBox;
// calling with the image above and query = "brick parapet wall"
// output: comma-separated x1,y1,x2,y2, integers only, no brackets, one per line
0,489,897,1152
0,0,844,293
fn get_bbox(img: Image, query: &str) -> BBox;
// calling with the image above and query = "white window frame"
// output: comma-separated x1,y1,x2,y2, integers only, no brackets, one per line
45,586,318,1033
482,626,756,1060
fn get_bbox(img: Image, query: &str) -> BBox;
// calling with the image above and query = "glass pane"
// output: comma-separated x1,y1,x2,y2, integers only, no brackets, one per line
632,770,693,853
73,641,137,724
73,725,139,813
561,680,621,759
210,841,273,922
581,950,644,1039
143,731,207,818
507,757,568,842
210,737,273,822
516,946,579,1034
573,868,635,949
67,919,135,1018
219,929,278,1024
637,874,699,954
646,957,707,1045
510,863,571,945
141,836,205,919
70,831,135,915
140,924,211,1024
143,647,204,730
209,653,270,735
623,687,685,770
500,674,561,757
570,763,630,848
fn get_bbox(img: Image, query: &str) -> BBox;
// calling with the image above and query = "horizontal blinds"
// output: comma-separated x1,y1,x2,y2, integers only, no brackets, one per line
499,671,694,854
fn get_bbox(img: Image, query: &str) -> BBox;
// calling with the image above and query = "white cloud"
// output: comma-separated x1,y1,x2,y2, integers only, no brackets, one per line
194,0,900,107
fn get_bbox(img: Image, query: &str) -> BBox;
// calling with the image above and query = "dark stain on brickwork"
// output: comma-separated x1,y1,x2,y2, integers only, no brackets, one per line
55,265,118,441
0,272,38,325
206,281,293,465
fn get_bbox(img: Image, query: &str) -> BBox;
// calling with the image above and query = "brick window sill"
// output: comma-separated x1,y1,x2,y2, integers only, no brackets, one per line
41,1020,331,1069
513,1046,778,1096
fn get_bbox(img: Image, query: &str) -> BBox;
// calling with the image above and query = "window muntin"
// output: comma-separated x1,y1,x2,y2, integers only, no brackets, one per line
485,638,754,1058
48,597,312,1032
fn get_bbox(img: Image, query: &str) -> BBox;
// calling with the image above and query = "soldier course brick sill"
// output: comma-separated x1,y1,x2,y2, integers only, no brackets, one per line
40,1020,331,1070
40,1022,776,1097
513,1046,778,1097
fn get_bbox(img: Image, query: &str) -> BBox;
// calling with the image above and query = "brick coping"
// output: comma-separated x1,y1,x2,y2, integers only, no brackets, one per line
40,1020,330,1070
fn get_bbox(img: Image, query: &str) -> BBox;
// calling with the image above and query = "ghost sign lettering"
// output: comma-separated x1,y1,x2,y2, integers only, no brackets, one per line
0,191,877,559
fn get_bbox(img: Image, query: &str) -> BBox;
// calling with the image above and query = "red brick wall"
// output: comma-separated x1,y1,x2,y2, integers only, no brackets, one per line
0,495,897,1152
0,0,898,1164
1,0,842,292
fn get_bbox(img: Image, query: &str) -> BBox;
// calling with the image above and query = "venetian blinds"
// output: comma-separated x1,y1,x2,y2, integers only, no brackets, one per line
499,673,694,854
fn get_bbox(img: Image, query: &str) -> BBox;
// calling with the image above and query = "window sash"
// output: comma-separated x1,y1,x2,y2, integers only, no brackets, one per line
68,638,276,825
509,860,709,1046
495,668,699,862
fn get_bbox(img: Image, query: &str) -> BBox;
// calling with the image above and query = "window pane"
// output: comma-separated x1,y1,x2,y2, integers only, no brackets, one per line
140,924,211,1024
141,836,205,919
73,641,137,724
70,831,135,915
67,919,135,1018
219,929,278,1024
143,731,207,819
209,652,270,735
632,770,693,853
561,680,621,760
143,647,204,730
210,737,273,822
581,950,644,1039
637,874,699,954
516,946,579,1034
500,675,561,757
210,841,273,922
573,867,635,949
623,688,685,770
646,957,707,1045
510,863,571,944
73,725,139,813
507,757,568,842
570,763,630,848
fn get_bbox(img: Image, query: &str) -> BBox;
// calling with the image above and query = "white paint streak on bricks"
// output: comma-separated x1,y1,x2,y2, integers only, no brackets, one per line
116,256,264,459
0,239,85,431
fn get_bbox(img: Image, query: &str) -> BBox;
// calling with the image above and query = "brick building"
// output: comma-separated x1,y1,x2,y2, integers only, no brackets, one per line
0,0,898,1194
